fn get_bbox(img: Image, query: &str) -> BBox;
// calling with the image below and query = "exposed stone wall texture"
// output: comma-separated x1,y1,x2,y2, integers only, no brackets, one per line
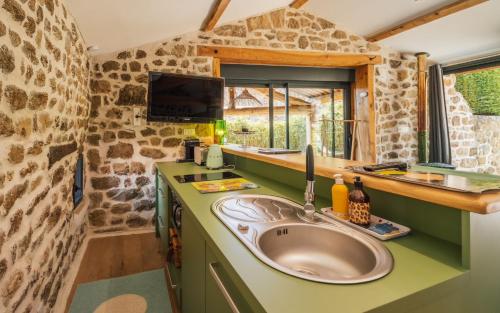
375,55,418,162
444,74,499,174
0,0,90,311
86,7,418,232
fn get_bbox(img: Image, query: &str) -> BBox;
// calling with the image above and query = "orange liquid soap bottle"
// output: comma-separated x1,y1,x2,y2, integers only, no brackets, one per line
332,174,349,220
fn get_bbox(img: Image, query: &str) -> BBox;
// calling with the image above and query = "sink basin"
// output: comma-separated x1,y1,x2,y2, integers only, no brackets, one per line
258,224,390,283
212,194,393,284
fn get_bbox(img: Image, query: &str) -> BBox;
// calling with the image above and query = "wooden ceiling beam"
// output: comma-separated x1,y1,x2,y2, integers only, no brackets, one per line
366,0,489,42
201,0,231,32
290,0,309,9
197,45,382,67
253,88,311,106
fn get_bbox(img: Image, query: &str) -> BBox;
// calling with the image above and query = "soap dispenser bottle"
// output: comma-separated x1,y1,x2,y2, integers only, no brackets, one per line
348,176,371,227
332,174,349,220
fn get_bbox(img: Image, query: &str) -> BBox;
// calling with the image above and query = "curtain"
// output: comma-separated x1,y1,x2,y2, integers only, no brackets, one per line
428,64,452,164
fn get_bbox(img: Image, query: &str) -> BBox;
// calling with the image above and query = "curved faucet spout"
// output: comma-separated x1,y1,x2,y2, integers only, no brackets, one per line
303,145,316,217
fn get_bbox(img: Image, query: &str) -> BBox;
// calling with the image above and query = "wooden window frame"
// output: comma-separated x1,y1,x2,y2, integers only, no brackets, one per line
200,45,380,162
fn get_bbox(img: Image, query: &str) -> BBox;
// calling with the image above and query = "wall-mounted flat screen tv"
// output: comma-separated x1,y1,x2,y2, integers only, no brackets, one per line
147,72,224,123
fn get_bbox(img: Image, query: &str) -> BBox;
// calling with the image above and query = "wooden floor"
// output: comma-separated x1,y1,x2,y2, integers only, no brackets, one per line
65,231,164,312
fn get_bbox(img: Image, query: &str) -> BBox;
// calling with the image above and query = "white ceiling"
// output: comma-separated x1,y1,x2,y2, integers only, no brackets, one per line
375,0,500,64
305,0,457,38
304,0,500,64
65,0,290,55
66,0,500,64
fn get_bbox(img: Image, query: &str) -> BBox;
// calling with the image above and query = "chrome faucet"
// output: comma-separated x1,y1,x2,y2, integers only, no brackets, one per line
303,144,316,218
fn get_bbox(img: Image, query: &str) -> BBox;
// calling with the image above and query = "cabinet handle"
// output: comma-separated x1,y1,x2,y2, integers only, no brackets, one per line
165,264,177,290
208,262,240,313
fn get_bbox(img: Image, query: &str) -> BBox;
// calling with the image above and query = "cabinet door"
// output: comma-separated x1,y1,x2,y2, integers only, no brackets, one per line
206,245,257,313
156,173,169,255
182,210,206,313
157,214,168,256
155,172,161,237
206,248,234,313
157,173,168,222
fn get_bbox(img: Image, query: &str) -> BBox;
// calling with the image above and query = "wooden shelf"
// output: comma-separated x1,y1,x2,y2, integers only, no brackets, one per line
222,145,500,214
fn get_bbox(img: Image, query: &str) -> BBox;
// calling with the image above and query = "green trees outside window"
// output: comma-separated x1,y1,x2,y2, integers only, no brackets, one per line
454,68,500,116
223,87,349,157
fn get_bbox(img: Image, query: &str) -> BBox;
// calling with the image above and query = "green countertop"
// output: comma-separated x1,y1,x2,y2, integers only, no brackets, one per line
157,162,468,313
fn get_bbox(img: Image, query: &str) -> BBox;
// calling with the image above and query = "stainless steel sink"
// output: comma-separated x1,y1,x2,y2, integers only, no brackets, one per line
212,194,393,284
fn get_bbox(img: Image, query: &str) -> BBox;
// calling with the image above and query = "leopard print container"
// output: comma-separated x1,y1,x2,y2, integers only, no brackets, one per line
349,202,371,227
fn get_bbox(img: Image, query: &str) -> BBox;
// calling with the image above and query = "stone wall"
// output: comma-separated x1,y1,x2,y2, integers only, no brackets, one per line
86,7,418,232
375,55,418,162
0,0,90,312
444,74,499,174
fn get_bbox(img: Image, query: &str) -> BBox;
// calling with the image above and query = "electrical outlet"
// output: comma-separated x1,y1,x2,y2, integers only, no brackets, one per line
133,108,141,126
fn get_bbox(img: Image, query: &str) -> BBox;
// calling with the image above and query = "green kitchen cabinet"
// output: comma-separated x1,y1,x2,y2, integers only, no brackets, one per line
206,249,233,313
182,208,206,313
182,208,259,313
157,172,169,222
156,160,500,313
206,245,256,313
156,172,169,256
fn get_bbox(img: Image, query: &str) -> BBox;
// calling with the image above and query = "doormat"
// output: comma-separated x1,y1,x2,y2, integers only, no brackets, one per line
69,269,172,313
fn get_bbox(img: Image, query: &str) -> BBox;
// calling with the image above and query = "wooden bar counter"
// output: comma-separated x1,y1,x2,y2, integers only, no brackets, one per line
222,145,500,214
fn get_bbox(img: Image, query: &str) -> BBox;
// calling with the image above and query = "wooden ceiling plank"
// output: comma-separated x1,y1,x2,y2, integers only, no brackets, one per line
290,0,309,9
366,0,489,42
201,0,231,32
197,45,382,67
254,88,312,106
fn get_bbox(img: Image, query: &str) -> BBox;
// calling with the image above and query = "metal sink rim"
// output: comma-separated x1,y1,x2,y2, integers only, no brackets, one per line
212,194,394,284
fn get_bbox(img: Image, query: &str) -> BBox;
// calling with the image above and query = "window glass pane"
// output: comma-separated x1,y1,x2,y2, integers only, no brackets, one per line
223,84,350,158
454,68,500,116
286,88,348,157
224,87,270,148
273,88,287,149
286,89,309,152
288,88,336,154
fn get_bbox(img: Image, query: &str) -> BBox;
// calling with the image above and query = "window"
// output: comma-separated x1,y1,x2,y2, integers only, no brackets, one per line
443,55,500,116
221,65,353,158
73,154,84,207
287,87,350,158
442,57,500,174
224,85,270,148
454,68,499,116
224,84,351,157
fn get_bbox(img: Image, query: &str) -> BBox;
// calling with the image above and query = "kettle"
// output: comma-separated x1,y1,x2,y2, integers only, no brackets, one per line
206,145,223,169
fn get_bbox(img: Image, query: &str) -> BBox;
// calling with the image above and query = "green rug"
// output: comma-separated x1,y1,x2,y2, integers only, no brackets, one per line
69,269,172,313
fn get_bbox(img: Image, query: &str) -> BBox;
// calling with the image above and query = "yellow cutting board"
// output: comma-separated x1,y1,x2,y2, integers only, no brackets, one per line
192,178,258,194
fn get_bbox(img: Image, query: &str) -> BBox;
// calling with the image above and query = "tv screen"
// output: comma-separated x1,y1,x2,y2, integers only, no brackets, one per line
147,72,224,123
